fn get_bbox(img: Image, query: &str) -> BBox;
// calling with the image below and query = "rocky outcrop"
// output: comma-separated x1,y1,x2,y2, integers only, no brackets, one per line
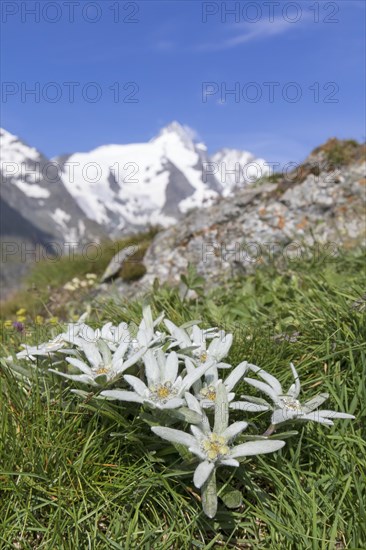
139,140,365,289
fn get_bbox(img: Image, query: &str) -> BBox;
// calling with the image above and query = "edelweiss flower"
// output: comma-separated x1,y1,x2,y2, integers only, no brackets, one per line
49,338,145,386
152,382,285,517
129,305,165,353
16,339,66,361
244,363,356,426
165,321,233,383
16,313,89,360
187,360,245,408
77,321,132,351
100,349,212,410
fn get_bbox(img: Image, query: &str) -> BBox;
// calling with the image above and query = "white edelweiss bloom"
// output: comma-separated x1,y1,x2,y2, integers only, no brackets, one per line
98,321,132,351
100,349,212,410
185,360,262,411
244,363,356,426
128,305,166,354
152,382,285,518
49,337,145,387
15,315,90,360
164,321,233,383
16,339,66,361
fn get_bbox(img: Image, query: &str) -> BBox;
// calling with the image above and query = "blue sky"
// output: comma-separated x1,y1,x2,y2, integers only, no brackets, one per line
1,0,365,164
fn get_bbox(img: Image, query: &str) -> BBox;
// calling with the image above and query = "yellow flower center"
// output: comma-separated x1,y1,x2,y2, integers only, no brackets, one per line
202,434,229,461
199,351,208,363
281,396,302,411
149,382,176,403
200,385,217,401
96,367,110,375
157,385,171,399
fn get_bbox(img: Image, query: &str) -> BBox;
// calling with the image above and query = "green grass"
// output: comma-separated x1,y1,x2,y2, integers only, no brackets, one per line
0,228,157,322
1,249,365,549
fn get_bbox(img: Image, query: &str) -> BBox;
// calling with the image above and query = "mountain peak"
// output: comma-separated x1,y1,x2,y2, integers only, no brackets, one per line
152,121,197,150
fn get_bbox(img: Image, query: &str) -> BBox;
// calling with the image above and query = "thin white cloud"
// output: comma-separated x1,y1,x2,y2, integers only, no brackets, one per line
196,14,312,52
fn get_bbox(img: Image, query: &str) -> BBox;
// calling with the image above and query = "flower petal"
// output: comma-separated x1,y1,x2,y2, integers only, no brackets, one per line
220,458,239,467
299,414,334,425
151,426,197,448
272,407,298,424
79,341,101,369
302,393,329,413
191,425,206,440
66,357,92,375
184,392,203,416
124,375,148,397
143,349,160,386
303,410,355,421
287,363,301,398
164,351,179,384
243,377,278,401
222,421,248,441
49,369,96,386
230,401,271,412
214,381,229,434
180,361,214,393
122,347,146,370
249,364,282,394
100,390,143,403
231,439,285,458
224,362,248,392
208,333,233,361
159,398,185,409
193,461,215,489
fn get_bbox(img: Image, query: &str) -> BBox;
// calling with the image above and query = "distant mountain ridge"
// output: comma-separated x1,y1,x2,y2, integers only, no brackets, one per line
0,122,267,243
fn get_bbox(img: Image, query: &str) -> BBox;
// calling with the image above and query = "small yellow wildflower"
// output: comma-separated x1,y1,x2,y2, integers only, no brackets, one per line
35,315,44,325
48,316,59,325
16,316,27,323
16,308,27,316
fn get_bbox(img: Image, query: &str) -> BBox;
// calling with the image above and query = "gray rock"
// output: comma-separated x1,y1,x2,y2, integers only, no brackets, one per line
138,158,366,291
100,245,137,282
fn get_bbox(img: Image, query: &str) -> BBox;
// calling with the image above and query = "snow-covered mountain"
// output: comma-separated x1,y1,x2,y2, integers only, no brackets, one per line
0,128,105,247
55,122,221,234
212,148,269,196
1,123,267,244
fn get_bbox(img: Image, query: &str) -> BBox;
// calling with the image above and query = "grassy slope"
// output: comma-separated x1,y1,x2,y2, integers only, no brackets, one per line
0,229,156,321
0,249,365,549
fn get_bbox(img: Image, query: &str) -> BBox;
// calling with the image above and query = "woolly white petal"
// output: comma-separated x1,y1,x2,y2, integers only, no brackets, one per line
193,461,215,489
231,439,285,458
243,377,278,401
224,362,248,392
302,393,329,413
122,347,146,369
191,425,206,440
287,363,301,398
222,421,248,441
124,375,148,397
164,351,179,384
249,364,283,395
143,350,160,386
180,361,213,392
152,426,197,448
220,458,240,467
272,408,297,424
48,370,96,386
230,401,271,412
184,392,203,415
159,398,185,409
66,357,93,375
100,390,144,403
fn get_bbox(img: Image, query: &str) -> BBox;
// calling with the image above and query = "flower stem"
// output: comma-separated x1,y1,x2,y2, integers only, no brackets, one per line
262,424,276,436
